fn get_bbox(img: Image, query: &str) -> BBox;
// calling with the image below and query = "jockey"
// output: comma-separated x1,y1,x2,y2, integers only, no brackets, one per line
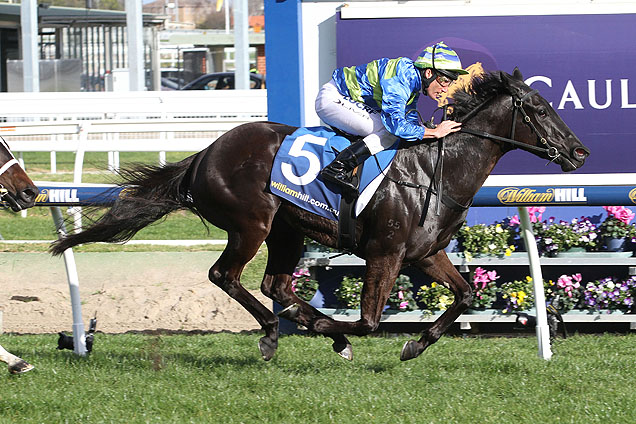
316,41,469,193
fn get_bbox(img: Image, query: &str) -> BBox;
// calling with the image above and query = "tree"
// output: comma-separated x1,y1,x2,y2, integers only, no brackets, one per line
47,0,124,10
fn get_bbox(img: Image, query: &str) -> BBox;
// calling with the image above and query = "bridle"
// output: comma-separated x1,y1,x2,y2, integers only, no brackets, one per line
458,89,561,162
0,137,20,201
378,82,564,227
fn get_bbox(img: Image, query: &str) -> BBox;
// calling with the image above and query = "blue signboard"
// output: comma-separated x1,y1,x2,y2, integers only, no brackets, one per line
35,185,122,206
473,185,636,207
336,13,636,175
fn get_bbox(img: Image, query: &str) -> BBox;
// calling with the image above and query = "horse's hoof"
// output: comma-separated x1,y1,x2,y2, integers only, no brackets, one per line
333,342,353,361
277,303,300,320
400,340,423,361
258,337,277,361
9,360,34,374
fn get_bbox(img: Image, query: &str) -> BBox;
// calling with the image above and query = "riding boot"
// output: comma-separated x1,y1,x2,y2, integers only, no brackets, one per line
320,139,372,193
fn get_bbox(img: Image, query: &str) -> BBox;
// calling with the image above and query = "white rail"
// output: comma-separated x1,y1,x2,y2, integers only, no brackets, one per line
0,90,268,175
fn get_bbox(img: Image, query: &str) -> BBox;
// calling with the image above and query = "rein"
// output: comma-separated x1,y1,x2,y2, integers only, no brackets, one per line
458,89,560,161
375,86,561,227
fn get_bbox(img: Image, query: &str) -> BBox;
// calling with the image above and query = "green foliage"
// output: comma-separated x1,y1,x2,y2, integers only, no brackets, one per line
470,267,499,309
416,282,455,313
500,276,535,313
598,217,636,239
335,275,417,311
46,0,124,11
291,268,319,302
1,333,635,423
386,274,417,311
544,274,584,312
334,276,364,309
536,217,598,254
456,222,515,261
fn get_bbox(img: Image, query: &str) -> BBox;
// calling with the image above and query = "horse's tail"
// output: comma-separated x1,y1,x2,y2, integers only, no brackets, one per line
50,155,198,256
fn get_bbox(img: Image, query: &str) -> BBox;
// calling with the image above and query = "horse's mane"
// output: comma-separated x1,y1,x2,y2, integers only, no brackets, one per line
449,72,508,121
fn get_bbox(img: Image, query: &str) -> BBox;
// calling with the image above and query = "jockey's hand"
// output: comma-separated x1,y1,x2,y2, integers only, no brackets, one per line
424,120,462,139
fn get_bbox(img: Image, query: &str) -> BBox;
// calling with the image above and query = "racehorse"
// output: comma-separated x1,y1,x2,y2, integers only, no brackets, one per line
50,69,590,361
0,137,38,373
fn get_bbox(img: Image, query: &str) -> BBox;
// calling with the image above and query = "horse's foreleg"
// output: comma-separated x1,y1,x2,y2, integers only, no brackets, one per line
310,256,404,337
209,234,280,361
262,273,354,360
0,344,34,374
401,250,472,361
262,218,354,360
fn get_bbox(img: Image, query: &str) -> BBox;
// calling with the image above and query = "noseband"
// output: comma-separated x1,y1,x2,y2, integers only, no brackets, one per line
459,89,561,162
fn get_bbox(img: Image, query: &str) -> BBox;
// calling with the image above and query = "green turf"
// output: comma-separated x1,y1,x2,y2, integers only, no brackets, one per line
0,333,633,423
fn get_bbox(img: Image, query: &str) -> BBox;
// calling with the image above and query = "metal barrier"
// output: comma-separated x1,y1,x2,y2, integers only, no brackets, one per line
30,173,636,358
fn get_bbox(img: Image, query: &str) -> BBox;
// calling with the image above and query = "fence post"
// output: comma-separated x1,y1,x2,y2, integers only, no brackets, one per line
518,206,552,361
51,206,87,356
71,123,89,232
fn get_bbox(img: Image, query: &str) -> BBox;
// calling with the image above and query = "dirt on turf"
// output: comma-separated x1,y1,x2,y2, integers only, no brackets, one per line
0,252,271,334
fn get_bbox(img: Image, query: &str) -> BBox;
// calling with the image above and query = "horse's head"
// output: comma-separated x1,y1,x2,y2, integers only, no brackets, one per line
0,139,39,211
499,68,590,172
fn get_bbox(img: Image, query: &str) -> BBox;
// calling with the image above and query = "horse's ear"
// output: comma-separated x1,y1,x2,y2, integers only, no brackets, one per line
499,71,513,88
512,67,524,81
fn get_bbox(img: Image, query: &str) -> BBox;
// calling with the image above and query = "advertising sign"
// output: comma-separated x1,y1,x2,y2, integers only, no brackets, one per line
336,13,636,175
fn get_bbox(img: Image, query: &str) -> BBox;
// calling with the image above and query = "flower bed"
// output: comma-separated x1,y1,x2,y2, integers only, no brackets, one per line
453,206,636,257
318,267,635,315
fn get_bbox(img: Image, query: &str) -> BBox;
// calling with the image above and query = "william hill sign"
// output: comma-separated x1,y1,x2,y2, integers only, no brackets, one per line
497,187,587,204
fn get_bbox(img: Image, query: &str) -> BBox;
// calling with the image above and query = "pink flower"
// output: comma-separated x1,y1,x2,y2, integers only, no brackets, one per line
398,291,404,300
603,206,635,225
557,274,571,289
509,215,521,226
473,267,499,290
486,270,499,282
527,206,546,223
399,301,409,309
557,273,582,297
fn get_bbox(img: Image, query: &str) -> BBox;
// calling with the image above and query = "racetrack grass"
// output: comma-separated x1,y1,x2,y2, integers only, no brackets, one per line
0,207,227,241
21,151,195,175
0,333,634,423
4,150,227,243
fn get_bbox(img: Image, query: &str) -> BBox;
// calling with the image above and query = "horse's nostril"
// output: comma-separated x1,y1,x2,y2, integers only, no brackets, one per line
21,187,38,202
574,147,589,159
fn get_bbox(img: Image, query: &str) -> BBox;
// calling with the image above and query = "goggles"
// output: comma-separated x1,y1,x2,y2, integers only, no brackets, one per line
435,73,454,88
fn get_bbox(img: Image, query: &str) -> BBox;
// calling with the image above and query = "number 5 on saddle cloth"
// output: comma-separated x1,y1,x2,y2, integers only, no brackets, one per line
270,126,398,250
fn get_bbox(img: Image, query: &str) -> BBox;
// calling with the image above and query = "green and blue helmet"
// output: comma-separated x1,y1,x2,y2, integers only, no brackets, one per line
414,42,469,80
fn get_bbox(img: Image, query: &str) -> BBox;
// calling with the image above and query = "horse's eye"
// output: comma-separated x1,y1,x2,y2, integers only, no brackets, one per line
537,108,548,118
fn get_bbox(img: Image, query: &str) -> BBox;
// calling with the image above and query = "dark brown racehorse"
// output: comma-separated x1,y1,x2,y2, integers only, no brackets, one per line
51,69,590,361
0,137,38,373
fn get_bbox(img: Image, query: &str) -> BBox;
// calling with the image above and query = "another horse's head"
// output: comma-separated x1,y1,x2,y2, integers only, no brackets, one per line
0,139,38,211
452,68,590,172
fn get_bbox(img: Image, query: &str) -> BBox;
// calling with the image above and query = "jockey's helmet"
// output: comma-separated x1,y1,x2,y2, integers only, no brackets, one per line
414,42,469,80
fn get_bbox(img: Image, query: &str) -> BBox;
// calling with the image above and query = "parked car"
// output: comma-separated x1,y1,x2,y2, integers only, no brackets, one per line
180,72,265,90
160,77,185,91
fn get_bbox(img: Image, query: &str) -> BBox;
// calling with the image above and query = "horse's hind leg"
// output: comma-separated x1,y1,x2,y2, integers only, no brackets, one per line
208,233,280,361
261,218,353,360
400,250,472,361
0,344,34,374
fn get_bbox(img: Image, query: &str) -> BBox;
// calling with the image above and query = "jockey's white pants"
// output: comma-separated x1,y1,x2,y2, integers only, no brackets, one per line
315,80,397,155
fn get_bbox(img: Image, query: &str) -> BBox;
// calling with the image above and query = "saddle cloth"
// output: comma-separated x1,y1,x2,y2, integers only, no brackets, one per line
269,126,399,221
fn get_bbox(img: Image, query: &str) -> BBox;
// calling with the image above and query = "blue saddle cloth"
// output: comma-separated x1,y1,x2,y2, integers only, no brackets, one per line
269,126,399,221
